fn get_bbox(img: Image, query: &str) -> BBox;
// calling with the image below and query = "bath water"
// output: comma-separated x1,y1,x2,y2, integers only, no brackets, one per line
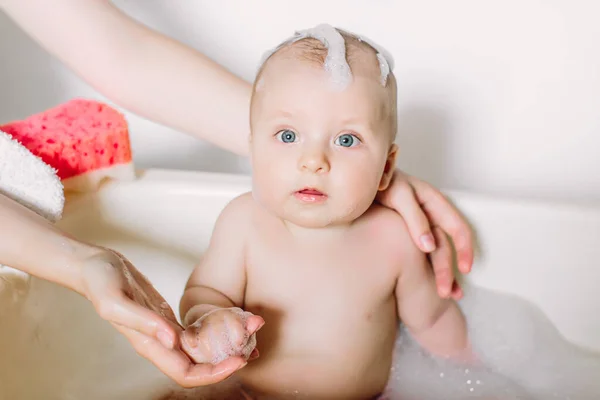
169,284,600,400
1,226,599,399
385,286,600,400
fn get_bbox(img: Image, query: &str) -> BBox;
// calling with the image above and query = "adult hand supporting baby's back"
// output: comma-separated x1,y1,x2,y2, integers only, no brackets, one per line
79,248,246,388
376,169,475,300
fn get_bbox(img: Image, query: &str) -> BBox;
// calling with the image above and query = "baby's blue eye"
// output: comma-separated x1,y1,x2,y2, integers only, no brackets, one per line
335,133,360,147
276,129,297,143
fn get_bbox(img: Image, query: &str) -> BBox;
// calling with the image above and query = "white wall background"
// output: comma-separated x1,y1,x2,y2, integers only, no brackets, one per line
1,0,598,202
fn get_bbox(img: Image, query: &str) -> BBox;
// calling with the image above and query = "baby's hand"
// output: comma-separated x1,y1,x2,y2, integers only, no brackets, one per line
181,307,264,366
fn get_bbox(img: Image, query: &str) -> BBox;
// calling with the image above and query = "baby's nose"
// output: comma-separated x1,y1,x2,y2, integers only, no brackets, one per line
298,150,330,173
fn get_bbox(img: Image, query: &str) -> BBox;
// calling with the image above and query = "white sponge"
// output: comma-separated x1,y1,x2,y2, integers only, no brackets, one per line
0,129,65,301
0,129,64,222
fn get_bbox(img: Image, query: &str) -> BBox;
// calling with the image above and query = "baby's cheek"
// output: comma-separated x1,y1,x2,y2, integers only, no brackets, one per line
252,172,285,210
335,172,379,218
253,149,292,186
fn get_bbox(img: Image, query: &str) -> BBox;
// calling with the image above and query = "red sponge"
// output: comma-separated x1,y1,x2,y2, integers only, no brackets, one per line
0,99,135,191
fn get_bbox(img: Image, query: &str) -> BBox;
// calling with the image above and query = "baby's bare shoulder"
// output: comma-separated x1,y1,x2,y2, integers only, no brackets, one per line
212,192,258,234
359,204,423,263
361,204,411,239
219,192,256,218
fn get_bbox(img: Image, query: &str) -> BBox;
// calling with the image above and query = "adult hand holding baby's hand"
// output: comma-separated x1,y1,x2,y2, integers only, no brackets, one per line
181,306,264,366
78,247,246,387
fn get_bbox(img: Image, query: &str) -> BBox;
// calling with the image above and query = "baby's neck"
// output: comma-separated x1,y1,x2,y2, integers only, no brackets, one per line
281,219,354,244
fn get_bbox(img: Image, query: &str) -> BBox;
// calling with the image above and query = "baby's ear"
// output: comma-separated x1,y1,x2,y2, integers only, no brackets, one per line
378,144,399,191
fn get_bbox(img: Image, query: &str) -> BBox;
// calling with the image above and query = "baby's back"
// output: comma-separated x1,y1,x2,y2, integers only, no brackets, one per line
233,193,417,399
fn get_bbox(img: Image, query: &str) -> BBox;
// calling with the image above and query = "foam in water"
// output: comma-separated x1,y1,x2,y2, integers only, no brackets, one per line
384,286,600,399
164,285,600,399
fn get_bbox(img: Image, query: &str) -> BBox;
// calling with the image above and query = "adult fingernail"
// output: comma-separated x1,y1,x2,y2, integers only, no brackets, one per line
157,330,174,349
460,261,471,272
420,233,436,252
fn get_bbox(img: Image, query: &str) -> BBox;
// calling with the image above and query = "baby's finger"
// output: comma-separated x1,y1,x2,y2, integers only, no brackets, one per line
248,348,260,361
116,325,246,388
245,315,265,335
101,294,179,349
223,312,250,347
429,226,454,299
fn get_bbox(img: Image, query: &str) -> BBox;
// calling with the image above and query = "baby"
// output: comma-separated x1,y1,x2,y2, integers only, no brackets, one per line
178,24,473,399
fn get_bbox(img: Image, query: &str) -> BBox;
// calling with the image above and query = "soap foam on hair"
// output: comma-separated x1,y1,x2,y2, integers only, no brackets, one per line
257,23,394,89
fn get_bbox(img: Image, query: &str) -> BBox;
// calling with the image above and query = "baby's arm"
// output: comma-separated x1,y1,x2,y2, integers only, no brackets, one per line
180,193,250,322
395,227,473,361
179,193,263,364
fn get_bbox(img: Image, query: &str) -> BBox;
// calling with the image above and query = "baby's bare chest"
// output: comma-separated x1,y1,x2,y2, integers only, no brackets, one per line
239,226,401,391
243,227,399,323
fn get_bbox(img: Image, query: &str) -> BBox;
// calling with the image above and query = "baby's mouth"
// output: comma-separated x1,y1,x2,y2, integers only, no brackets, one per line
294,188,327,202
299,188,323,196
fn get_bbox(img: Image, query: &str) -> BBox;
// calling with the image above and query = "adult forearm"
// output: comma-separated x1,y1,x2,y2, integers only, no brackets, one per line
0,193,97,295
1,0,252,156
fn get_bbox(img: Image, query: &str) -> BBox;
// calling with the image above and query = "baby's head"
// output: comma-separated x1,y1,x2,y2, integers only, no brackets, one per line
249,24,398,229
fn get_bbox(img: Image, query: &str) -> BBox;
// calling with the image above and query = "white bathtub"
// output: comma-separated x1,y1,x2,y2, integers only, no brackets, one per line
0,169,598,399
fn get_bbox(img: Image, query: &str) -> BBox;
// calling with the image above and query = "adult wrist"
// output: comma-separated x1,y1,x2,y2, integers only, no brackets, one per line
65,242,112,298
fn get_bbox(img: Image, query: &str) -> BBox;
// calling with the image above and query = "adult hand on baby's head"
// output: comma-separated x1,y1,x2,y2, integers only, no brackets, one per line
79,248,246,387
181,307,263,366
376,169,475,300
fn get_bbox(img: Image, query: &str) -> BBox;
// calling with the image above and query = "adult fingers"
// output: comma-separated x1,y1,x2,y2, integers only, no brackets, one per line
381,176,436,253
408,176,475,274
429,226,455,299
97,293,179,349
450,281,464,300
116,325,246,388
